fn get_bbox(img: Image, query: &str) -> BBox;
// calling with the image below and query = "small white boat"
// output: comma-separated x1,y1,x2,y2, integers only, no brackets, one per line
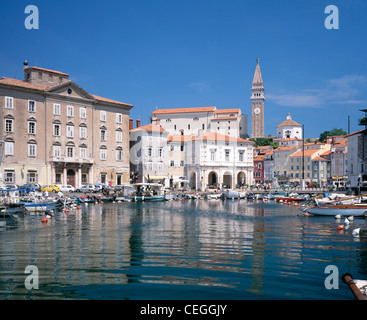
301,204,367,217
224,190,239,199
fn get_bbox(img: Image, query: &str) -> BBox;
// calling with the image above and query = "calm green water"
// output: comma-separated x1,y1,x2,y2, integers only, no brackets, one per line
1,199,367,300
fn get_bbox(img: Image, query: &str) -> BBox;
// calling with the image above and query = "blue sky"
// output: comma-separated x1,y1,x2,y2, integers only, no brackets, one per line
1,0,367,138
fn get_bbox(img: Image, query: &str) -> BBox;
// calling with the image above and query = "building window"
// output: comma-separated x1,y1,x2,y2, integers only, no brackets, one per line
27,171,38,183
116,113,122,123
5,97,13,109
67,147,74,158
28,144,36,157
4,170,15,184
5,142,14,156
100,174,107,184
170,160,174,167
53,104,60,115
28,121,36,134
80,107,86,119
116,149,123,161
147,162,153,171
239,151,244,162
100,149,106,160
210,150,216,161
174,125,177,130
116,130,122,142
100,111,106,121
67,125,74,138
5,119,13,133
28,100,36,112
158,148,163,157
202,123,205,130
79,127,87,139
148,147,152,157
180,160,184,167
67,105,74,117
53,145,60,157
100,129,106,141
53,124,60,136
82,174,87,184
180,145,184,152
188,124,190,129
170,145,174,151
55,173,61,184
80,147,87,159
158,163,163,171
225,150,230,162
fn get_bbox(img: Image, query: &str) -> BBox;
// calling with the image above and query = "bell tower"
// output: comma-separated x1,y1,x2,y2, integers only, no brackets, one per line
251,58,265,138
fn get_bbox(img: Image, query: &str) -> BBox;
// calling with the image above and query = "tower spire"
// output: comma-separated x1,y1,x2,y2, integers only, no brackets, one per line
252,58,263,84
250,59,265,138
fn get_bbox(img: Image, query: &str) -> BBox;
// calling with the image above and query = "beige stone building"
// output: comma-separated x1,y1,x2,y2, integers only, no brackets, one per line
0,62,132,188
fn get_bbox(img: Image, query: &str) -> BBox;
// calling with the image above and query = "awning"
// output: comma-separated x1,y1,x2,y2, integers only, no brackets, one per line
147,176,167,180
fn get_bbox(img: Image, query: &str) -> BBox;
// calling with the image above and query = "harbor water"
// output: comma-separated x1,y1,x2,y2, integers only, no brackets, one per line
1,199,367,300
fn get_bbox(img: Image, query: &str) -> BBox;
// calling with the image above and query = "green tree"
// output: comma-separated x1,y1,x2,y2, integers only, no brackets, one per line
250,137,279,148
319,128,347,142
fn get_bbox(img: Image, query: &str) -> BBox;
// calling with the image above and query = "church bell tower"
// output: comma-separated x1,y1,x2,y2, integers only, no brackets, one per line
251,58,265,138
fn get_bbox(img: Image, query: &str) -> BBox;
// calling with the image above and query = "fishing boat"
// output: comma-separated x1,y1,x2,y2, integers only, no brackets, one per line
0,188,27,215
276,193,305,202
130,183,165,201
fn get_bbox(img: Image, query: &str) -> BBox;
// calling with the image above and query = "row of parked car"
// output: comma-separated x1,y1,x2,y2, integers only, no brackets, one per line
1,183,111,193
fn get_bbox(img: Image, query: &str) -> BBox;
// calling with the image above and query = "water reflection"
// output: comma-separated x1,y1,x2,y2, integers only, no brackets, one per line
0,199,367,299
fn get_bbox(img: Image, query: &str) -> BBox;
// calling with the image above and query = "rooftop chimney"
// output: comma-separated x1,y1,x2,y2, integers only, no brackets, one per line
136,119,141,128
129,118,133,130
23,60,29,71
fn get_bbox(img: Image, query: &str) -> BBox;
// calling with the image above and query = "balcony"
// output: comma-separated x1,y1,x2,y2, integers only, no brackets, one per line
50,156,93,164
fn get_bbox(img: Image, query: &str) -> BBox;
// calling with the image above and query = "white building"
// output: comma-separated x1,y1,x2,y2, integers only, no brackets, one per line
346,129,367,191
151,106,248,139
276,113,303,140
185,132,254,190
129,121,169,186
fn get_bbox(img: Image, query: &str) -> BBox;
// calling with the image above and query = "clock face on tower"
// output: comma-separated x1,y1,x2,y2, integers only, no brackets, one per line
254,107,260,115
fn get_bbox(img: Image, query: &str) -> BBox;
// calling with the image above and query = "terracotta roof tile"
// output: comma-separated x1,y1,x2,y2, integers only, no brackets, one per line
25,66,69,77
91,94,133,107
152,107,216,115
0,77,47,90
276,119,302,127
130,123,167,133
214,108,240,114
0,77,132,107
211,116,238,121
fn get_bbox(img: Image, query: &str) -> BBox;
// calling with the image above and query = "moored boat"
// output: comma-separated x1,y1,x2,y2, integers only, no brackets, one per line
224,190,239,199
301,203,367,217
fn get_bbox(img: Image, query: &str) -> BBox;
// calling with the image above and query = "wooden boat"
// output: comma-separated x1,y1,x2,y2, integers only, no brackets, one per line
276,193,305,202
301,195,367,216
303,204,367,216
342,273,367,300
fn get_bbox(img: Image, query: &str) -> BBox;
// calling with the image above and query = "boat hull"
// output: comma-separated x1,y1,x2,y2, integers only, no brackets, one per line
304,205,367,217
22,201,59,214
225,190,239,199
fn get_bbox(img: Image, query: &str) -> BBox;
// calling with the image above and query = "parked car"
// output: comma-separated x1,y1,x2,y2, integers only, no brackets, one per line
78,185,96,193
94,183,110,192
41,185,60,193
59,185,75,193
